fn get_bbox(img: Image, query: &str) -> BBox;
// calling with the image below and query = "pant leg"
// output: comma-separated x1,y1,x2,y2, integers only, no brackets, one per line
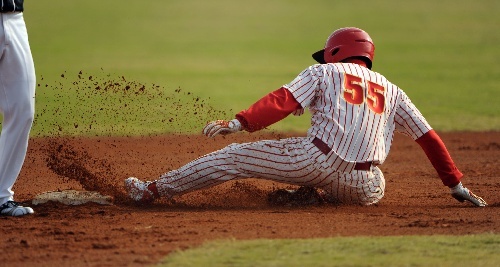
318,166,386,205
155,137,321,197
301,137,386,205
155,136,385,205
0,13,36,204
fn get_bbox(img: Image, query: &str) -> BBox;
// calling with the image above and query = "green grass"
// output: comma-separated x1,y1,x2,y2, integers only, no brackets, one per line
159,234,500,267
17,0,500,136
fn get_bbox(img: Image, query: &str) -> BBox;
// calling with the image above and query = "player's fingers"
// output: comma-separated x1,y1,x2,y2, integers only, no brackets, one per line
476,197,487,206
202,122,216,136
469,191,487,206
207,121,230,137
203,121,223,136
207,127,225,138
209,125,233,138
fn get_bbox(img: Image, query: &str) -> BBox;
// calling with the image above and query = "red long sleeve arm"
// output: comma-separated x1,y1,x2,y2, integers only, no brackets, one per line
235,87,302,132
415,130,463,187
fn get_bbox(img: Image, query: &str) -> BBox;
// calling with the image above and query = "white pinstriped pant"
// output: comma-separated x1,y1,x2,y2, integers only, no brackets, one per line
156,136,385,205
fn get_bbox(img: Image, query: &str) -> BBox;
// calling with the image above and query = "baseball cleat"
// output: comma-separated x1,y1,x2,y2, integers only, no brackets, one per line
0,201,34,217
124,177,159,204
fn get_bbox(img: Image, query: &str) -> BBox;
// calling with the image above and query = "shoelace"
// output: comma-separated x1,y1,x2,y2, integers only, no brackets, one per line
0,201,21,210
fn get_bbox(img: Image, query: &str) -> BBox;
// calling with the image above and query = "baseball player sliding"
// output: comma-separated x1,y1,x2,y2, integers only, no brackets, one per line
0,0,36,216
125,27,487,207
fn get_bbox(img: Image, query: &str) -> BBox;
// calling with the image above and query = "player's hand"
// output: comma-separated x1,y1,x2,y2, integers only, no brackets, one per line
450,182,487,207
203,119,242,138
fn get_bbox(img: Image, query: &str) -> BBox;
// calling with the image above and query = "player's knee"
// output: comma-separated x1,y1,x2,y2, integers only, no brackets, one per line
12,102,35,125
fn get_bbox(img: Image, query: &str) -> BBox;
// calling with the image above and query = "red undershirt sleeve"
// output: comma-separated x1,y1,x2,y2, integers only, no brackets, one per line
235,87,302,132
415,130,463,187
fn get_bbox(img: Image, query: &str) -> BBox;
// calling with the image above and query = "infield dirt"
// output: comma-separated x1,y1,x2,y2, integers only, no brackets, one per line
1,131,499,266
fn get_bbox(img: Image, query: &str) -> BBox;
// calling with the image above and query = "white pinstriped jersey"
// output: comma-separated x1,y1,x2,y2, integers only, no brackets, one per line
284,63,431,166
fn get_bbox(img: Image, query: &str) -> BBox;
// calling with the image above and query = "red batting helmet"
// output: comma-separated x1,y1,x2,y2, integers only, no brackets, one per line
312,27,375,69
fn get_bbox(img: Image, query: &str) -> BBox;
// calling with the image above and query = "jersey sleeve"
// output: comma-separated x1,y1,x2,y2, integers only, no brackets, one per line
235,87,302,132
415,130,463,187
394,91,432,140
282,65,322,109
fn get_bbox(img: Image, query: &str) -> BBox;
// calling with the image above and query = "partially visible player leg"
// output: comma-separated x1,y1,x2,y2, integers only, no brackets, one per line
126,137,324,202
0,13,36,215
157,137,320,197
125,137,386,205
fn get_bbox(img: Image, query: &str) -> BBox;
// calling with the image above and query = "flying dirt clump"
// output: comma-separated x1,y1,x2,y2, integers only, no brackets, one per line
32,70,232,202
33,69,229,137
44,137,130,203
